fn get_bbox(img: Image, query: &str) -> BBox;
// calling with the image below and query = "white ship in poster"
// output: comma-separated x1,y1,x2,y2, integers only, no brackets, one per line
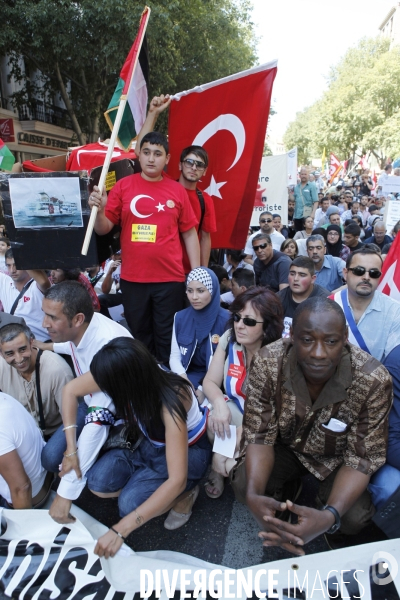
26,192,79,218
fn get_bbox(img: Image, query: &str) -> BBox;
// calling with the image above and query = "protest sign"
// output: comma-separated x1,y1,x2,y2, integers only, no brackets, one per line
287,147,297,186
382,175,400,196
0,502,399,599
250,155,288,226
0,172,97,269
383,199,400,232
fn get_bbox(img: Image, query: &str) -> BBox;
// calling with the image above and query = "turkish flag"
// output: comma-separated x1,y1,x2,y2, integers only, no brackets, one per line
378,233,400,301
167,62,277,249
66,142,136,173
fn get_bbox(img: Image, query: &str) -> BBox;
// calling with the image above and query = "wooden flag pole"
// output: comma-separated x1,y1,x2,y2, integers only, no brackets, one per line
81,6,151,255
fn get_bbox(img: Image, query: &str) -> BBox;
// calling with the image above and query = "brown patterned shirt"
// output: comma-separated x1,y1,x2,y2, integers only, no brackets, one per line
243,339,392,480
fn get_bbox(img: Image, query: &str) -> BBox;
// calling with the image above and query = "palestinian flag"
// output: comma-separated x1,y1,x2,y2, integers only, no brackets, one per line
0,139,15,171
104,6,150,152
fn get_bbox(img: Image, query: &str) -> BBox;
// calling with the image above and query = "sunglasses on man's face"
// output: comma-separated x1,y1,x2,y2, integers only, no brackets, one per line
232,313,263,327
347,266,382,279
182,158,206,169
253,243,269,251
260,218,273,224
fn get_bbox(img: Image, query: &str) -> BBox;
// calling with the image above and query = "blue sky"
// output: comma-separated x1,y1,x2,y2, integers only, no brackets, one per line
251,0,396,139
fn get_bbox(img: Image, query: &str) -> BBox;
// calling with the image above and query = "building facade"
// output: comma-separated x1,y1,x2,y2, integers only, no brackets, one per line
0,55,76,165
379,3,400,48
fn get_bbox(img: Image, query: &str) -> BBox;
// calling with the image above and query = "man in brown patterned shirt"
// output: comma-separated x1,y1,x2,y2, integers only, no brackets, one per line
232,296,392,555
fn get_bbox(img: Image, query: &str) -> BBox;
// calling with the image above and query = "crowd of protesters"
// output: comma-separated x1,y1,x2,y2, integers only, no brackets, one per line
0,96,399,559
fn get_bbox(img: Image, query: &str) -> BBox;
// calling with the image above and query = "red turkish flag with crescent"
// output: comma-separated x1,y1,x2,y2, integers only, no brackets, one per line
167,62,277,249
378,233,400,301
66,142,136,173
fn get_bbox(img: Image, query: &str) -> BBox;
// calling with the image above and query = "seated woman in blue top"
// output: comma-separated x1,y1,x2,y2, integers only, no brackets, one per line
52,337,212,555
170,267,229,400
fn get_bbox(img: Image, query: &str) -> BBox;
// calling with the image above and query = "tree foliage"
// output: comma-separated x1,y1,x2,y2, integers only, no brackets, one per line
0,0,256,144
283,37,400,167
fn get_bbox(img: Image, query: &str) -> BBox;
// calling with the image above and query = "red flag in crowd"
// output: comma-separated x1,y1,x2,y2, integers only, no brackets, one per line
329,153,342,182
66,142,136,172
167,61,278,249
378,233,400,301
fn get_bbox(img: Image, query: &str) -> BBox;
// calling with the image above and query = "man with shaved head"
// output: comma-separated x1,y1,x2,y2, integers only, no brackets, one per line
232,296,392,553
363,220,392,251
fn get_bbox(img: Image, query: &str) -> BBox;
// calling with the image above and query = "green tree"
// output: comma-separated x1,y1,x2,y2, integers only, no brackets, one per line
283,37,400,167
1,0,256,145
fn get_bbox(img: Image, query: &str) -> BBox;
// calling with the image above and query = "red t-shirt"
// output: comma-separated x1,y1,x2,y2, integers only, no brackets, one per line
181,188,217,273
105,174,197,283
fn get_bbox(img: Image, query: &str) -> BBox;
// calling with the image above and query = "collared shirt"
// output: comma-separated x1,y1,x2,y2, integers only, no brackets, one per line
242,339,392,480
314,255,345,292
0,350,73,436
294,182,318,219
333,290,400,362
54,313,132,500
245,229,286,256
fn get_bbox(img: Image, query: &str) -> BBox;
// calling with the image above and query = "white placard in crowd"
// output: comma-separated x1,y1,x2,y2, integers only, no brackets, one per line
0,505,399,599
287,147,298,186
383,199,400,232
250,155,288,227
382,176,400,196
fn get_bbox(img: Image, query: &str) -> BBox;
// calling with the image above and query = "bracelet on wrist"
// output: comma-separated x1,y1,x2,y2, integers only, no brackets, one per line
110,526,126,542
63,424,78,431
63,448,78,458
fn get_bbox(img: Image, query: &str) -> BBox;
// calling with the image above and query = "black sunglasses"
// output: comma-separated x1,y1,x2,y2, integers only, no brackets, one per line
348,266,381,279
260,218,273,224
182,158,206,169
233,313,263,327
253,242,269,251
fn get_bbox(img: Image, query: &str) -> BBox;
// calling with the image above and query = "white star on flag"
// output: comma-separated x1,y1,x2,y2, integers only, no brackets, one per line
155,203,165,212
205,175,227,199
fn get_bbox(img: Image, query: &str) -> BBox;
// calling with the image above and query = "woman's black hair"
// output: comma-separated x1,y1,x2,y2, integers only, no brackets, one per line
227,286,284,345
90,337,192,438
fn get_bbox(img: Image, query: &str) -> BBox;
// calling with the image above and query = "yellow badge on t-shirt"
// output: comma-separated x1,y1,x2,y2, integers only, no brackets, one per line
131,224,157,242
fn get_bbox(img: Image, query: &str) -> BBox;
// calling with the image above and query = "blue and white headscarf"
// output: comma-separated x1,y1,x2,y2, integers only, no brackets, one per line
186,267,221,342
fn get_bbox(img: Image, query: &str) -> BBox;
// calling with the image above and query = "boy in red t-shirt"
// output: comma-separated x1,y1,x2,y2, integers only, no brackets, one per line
89,132,200,364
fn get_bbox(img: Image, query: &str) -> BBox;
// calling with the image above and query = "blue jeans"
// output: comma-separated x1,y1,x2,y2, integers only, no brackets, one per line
41,400,88,472
86,434,212,517
369,463,400,509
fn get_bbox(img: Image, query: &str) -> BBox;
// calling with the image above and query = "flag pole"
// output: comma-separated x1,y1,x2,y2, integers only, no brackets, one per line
81,7,151,255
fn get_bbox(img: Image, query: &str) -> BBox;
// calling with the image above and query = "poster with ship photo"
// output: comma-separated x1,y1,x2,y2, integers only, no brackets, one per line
9,176,83,228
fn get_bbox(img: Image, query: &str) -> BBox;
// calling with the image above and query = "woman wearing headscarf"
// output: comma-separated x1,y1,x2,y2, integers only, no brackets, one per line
170,267,229,400
326,224,351,261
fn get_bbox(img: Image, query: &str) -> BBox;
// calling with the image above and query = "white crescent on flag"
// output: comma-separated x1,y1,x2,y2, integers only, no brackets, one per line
130,194,154,218
192,114,245,171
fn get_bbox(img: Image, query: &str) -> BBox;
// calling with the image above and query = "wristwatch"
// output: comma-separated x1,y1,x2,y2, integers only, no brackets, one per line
321,505,341,534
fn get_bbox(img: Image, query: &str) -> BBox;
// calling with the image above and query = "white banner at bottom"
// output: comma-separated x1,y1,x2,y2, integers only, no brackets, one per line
0,503,399,600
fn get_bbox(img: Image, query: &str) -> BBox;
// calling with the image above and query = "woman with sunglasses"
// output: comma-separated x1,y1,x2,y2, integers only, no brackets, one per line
202,287,283,498
325,224,351,261
52,337,212,552
170,268,229,401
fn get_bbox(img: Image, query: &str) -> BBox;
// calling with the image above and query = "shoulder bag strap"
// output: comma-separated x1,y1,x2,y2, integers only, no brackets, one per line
35,349,46,432
195,188,206,233
10,279,34,315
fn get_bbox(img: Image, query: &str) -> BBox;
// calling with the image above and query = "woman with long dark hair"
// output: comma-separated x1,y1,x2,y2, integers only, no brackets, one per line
202,287,284,498
50,338,212,557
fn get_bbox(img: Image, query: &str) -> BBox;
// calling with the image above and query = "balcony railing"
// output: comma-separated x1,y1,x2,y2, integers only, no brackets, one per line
17,100,72,129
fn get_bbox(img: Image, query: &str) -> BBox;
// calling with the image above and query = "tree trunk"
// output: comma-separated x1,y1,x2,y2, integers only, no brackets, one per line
55,61,86,146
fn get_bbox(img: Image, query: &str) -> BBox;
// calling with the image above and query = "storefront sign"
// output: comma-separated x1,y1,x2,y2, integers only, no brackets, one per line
0,119,15,143
17,132,68,150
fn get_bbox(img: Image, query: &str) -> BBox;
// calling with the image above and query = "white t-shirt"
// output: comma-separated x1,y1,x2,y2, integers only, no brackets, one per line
245,228,285,258
54,312,133,500
0,273,48,341
0,393,46,503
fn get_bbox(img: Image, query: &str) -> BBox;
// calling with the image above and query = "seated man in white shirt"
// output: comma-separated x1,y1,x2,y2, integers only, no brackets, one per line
244,211,285,264
38,281,132,524
220,268,255,306
0,250,50,341
0,393,50,508
0,323,74,439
